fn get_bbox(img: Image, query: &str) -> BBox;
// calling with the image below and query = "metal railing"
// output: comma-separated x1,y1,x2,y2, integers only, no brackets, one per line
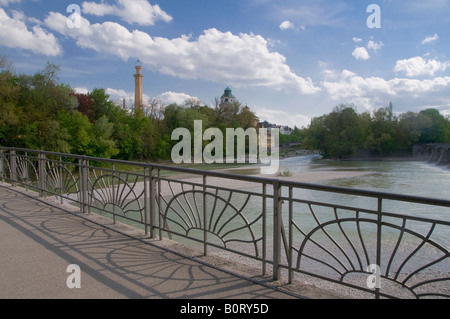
1,147,449,299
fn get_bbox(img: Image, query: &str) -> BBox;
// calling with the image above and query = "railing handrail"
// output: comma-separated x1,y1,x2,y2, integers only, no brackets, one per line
2,146,450,208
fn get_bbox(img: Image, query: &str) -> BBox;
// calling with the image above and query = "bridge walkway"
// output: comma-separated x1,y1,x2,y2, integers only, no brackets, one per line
0,185,331,299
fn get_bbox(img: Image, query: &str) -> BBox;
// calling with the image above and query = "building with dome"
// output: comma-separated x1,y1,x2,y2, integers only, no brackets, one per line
220,86,236,104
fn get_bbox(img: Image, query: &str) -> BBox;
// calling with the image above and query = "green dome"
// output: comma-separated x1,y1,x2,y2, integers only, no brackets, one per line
221,86,235,99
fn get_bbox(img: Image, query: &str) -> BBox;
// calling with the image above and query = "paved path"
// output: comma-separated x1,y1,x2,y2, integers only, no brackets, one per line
0,185,300,299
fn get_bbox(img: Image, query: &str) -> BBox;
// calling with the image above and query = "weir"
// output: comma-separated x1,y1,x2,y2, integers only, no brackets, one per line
413,143,450,168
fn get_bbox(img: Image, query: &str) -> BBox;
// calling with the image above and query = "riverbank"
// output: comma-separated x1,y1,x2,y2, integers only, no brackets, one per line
154,158,375,196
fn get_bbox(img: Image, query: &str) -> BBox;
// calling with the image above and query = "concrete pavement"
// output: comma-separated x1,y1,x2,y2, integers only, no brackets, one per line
0,184,302,299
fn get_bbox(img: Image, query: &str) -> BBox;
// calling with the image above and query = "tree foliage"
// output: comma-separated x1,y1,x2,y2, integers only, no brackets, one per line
0,59,259,162
301,103,450,158
7,59,444,162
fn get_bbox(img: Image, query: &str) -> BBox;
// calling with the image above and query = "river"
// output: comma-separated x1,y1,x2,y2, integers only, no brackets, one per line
278,155,449,198
279,155,450,204
273,155,450,244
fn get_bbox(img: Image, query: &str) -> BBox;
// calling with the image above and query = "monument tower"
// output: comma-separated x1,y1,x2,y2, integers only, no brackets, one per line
134,59,144,112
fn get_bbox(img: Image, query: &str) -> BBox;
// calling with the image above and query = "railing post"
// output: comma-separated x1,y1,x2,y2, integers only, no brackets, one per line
143,167,149,236
58,156,63,204
10,150,16,187
112,163,116,224
262,183,267,277
148,166,156,238
158,169,163,240
375,197,383,299
79,157,89,214
203,175,208,256
0,150,4,184
288,186,293,284
273,180,282,281
38,152,46,197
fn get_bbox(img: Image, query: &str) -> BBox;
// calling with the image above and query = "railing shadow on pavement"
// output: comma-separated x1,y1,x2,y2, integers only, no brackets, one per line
1,147,449,299
0,186,295,299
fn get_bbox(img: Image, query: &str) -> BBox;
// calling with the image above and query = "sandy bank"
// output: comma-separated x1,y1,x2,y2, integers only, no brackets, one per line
160,167,375,194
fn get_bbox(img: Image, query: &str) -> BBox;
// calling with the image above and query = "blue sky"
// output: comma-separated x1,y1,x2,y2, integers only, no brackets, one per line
1,0,449,128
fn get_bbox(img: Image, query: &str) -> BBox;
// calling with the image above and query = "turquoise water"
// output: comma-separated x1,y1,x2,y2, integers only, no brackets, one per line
279,155,450,201
274,156,450,249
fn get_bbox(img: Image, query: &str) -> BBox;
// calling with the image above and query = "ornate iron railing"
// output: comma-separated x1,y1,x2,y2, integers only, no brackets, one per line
1,147,449,299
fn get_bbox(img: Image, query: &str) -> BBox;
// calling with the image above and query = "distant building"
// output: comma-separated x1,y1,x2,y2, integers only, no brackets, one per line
258,120,278,129
259,121,292,135
220,86,236,104
279,126,292,135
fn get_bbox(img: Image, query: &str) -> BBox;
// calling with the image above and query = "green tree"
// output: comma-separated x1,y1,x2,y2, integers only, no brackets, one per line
140,118,163,160
418,109,450,143
0,61,20,146
303,105,367,158
397,111,432,150
90,115,119,159
364,103,399,154
58,110,93,155
109,106,142,160
89,88,115,122
236,106,258,129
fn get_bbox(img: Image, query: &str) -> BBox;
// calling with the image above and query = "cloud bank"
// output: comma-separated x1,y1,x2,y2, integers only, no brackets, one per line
0,8,62,56
82,0,172,26
44,12,320,94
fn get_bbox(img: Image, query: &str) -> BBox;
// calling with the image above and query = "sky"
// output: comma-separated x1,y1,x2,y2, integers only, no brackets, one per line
1,0,450,128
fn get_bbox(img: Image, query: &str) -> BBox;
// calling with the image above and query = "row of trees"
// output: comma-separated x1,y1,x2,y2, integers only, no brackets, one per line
2,59,448,162
0,59,259,161
301,103,450,159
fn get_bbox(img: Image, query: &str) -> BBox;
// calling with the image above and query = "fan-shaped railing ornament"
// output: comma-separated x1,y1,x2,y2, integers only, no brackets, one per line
15,155,38,185
0,152,11,182
90,170,145,223
160,180,263,258
45,162,79,200
291,204,450,299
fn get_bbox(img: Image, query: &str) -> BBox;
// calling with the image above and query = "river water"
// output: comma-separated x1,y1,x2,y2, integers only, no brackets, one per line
277,155,450,218
278,155,450,200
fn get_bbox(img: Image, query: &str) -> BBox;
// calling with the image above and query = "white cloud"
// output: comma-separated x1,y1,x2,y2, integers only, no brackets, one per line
254,106,311,128
274,2,348,28
105,88,200,107
421,34,439,45
322,69,450,111
394,56,450,77
0,0,20,6
106,88,150,103
158,91,201,105
279,20,295,30
351,38,383,60
0,9,62,56
73,87,89,94
45,13,320,94
82,0,172,26
44,11,92,38
367,40,383,52
352,47,370,60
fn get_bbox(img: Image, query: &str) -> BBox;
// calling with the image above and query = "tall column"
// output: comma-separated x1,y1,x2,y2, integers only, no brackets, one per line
134,59,144,112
